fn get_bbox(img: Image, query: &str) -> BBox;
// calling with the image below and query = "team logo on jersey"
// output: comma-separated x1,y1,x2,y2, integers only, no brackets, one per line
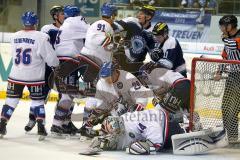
117,82,123,89
128,132,135,139
131,35,146,54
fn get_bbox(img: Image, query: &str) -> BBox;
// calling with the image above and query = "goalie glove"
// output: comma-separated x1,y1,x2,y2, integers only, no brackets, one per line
90,134,119,151
126,140,157,155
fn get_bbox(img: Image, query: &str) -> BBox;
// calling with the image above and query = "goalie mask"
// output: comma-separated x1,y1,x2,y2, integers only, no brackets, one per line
101,116,124,135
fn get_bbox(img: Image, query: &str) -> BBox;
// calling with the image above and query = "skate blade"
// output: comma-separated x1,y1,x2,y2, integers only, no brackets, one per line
0,134,4,139
25,132,38,135
38,135,47,141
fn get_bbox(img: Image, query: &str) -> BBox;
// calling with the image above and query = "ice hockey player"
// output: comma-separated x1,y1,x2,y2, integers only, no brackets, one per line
0,11,59,140
81,2,118,66
41,5,65,48
78,62,153,138
139,62,190,114
53,2,118,94
50,5,90,136
111,5,156,74
24,5,64,134
150,22,187,77
81,109,228,155
112,19,155,75
137,5,156,32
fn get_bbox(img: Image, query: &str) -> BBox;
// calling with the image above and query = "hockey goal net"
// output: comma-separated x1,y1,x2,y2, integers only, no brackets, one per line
190,57,240,143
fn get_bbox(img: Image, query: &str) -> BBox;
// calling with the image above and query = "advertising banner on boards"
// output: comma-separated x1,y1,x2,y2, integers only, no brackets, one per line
152,10,212,42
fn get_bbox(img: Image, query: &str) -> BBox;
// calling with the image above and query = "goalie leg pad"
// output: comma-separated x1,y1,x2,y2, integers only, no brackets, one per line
172,127,229,155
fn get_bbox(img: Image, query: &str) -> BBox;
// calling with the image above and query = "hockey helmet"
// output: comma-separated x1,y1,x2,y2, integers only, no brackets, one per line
152,22,169,36
99,62,116,78
101,2,118,17
101,116,122,134
21,11,38,26
139,5,156,18
219,15,238,28
64,5,80,18
50,5,64,20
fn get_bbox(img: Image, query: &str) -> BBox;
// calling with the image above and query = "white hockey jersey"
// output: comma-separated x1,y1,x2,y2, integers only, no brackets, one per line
94,70,153,110
41,23,58,33
55,16,90,57
8,30,59,85
116,108,169,150
41,23,59,49
147,68,185,94
81,19,114,65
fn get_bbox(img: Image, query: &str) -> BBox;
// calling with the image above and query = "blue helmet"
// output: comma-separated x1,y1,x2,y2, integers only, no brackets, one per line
101,2,117,17
21,11,38,26
99,62,115,78
64,5,80,18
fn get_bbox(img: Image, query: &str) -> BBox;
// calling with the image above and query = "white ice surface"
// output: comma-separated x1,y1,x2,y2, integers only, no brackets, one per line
0,100,240,160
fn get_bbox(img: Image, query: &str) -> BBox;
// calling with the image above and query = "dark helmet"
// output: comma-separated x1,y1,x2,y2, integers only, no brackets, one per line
152,22,169,36
139,5,156,18
219,15,238,28
50,5,64,20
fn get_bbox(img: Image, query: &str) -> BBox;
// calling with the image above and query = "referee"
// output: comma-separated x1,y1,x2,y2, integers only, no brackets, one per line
218,15,240,142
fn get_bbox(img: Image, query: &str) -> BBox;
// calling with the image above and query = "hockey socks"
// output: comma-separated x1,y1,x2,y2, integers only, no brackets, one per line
1,104,15,121
33,105,46,122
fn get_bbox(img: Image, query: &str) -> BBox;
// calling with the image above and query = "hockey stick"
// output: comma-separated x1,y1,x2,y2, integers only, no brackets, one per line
79,148,102,156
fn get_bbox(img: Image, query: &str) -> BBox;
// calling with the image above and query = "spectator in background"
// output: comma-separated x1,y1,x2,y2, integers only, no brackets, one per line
181,0,194,8
181,0,216,9
207,0,217,9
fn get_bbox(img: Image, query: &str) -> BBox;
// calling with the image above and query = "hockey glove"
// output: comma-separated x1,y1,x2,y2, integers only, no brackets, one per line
150,48,163,62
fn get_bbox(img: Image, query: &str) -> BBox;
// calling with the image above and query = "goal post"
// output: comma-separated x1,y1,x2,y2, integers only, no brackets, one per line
190,57,240,143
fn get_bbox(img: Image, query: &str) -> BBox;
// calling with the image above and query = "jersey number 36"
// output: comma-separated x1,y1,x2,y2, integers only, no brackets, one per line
15,48,31,65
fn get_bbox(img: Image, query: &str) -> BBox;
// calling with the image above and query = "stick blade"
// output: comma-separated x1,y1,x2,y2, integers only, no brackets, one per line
79,148,102,156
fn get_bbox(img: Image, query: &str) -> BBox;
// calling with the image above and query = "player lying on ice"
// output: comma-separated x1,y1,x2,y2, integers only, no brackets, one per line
78,62,154,138
80,108,228,155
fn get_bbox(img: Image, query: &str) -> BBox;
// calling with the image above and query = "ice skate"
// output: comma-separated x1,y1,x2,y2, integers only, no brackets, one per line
37,120,47,141
24,119,36,132
62,121,78,135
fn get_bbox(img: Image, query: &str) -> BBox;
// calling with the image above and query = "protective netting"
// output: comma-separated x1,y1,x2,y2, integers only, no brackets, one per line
191,58,240,143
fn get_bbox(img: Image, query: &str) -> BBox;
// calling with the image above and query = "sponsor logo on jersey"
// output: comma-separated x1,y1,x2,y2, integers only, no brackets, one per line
131,35,146,54
128,132,136,139
117,82,123,89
